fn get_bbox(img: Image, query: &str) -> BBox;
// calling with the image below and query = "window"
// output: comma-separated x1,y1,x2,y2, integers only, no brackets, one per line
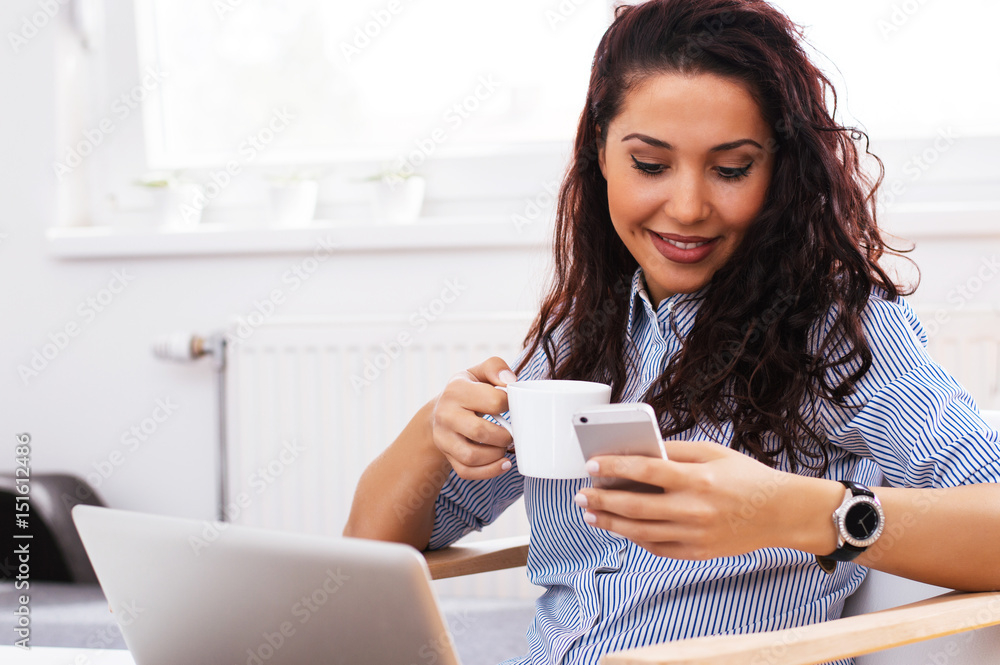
54,0,615,231
54,0,999,240
134,0,613,168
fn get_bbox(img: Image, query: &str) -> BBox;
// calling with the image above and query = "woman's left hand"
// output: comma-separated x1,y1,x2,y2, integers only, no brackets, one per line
574,440,842,560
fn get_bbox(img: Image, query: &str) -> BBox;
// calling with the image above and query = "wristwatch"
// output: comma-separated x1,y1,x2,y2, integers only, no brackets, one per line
816,480,885,574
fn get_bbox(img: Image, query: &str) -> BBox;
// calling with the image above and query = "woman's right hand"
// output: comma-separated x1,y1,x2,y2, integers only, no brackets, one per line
430,356,517,480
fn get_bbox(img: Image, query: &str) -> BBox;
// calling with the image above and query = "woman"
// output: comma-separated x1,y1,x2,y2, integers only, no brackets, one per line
345,1,1000,663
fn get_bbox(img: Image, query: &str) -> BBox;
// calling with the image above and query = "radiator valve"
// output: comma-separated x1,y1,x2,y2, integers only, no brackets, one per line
151,332,225,368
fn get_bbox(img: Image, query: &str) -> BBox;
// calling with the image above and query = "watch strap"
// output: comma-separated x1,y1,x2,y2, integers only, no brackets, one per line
816,541,866,562
839,480,873,498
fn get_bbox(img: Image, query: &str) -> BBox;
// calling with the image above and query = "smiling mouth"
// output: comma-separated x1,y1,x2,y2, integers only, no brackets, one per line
648,231,720,264
654,234,713,250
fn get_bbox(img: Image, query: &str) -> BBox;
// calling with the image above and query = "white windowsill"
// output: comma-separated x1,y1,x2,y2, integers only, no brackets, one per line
881,203,1000,240
45,203,1000,260
46,216,551,260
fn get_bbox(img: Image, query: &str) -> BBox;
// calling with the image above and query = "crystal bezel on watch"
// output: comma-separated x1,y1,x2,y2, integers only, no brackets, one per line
834,493,884,548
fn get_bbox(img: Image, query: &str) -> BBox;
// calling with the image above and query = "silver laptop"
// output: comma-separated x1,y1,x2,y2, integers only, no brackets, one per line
72,505,461,665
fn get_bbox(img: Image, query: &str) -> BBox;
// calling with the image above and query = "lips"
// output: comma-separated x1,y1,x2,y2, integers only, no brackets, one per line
649,231,720,264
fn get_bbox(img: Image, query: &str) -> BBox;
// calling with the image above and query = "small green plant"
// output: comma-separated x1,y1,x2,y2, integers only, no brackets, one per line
134,171,188,188
362,165,422,184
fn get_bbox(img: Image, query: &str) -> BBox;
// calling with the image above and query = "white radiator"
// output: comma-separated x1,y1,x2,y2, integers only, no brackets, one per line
223,314,539,599
220,305,1000,599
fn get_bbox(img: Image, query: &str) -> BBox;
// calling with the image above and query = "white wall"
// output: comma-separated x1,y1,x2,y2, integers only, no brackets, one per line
2,0,999,525
0,1,553,520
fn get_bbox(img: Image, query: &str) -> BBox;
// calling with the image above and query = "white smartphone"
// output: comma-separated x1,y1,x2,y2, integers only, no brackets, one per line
573,402,667,493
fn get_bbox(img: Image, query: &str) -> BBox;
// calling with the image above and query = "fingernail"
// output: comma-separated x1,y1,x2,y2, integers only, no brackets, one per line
583,512,597,524
585,460,600,475
573,493,588,508
499,370,517,385
501,460,512,471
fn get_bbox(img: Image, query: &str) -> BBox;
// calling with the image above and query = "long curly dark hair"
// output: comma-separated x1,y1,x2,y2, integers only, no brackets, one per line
516,0,913,474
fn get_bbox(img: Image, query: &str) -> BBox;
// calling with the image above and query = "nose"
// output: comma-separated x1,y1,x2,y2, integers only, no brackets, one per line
665,168,710,225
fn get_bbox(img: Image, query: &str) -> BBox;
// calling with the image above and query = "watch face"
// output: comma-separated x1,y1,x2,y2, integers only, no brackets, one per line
844,502,881,541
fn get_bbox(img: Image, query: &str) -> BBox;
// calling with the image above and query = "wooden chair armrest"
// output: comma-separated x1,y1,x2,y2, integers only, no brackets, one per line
422,535,530,580
600,590,1000,665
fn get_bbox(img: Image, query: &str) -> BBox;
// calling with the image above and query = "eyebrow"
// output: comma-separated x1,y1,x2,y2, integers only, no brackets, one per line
620,133,763,152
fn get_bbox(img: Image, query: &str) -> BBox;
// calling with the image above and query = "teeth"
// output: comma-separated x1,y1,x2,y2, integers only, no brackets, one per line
657,234,710,250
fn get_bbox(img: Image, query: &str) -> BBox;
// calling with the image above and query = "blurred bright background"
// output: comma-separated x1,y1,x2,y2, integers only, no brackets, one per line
133,0,1000,164
2,0,999,601
48,0,999,230
2,2,1000,657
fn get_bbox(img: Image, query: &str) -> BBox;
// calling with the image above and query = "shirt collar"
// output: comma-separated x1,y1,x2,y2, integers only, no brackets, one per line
626,269,651,336
626,268,710,335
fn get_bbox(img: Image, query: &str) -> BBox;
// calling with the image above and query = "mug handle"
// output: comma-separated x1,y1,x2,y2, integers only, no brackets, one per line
491,385,513,434
492,386,515,451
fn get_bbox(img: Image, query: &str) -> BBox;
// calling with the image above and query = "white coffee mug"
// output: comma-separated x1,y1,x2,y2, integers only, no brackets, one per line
494,380,612,478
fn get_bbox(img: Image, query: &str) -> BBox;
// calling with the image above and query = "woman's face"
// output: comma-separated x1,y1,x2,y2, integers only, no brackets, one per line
598,71,775,307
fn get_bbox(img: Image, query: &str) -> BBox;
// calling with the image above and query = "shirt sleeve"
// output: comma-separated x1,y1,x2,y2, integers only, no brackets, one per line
427,328,563,549
818,294,1000,488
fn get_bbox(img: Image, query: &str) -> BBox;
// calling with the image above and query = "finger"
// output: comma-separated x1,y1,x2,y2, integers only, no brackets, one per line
575,487,668,521
465,356,518,387
578,483,720,528
660,439,726,463
582,509,682,543
447,453,513,481
587,455,670,486
436,427,510,467
446,375,511,419
588,453,721,493
446,409,512,449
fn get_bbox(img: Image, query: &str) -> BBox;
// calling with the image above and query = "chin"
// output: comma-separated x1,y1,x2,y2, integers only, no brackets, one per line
654,268,712,293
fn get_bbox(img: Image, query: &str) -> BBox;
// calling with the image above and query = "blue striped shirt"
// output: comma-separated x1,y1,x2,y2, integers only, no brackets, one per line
427,268,1000,665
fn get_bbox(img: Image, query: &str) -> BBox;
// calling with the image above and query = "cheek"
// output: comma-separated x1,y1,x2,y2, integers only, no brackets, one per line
608,178,662,225
606,181,634,229
718,184,769,229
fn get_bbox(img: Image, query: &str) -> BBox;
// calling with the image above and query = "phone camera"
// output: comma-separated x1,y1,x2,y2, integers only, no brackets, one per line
579,417,588,423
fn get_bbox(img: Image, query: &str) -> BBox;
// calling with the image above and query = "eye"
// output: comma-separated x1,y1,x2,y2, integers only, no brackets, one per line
717,162,754,181
630,155,665,177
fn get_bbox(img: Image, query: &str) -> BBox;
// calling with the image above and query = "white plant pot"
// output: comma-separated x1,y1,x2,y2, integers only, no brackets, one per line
156,183,205,230
372,176,425,224
269,181,318,227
